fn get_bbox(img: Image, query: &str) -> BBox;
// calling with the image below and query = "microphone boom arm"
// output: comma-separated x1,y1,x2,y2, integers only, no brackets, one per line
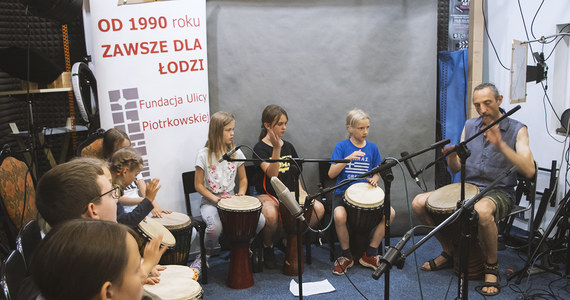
420,105,521,176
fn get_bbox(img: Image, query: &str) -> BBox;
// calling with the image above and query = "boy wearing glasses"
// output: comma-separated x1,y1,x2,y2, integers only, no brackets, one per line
33,158,166,288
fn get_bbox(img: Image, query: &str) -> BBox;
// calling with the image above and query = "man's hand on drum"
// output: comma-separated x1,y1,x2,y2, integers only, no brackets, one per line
346,150,365,161
141,234,168,282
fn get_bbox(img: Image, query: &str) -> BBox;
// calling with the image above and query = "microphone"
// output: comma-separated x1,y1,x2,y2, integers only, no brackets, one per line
400,152,421,188
218,146,241,163
270,177,305,222
372,230,411,280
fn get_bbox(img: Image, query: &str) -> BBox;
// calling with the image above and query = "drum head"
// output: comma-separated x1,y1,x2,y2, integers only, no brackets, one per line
426,183,480,213
344,182,385,208
218,195,261,211
144,265,202,300
138,217,176,247
152,212,191,229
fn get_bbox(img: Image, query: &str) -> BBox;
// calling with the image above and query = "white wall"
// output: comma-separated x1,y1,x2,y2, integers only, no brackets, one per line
485,1,570,230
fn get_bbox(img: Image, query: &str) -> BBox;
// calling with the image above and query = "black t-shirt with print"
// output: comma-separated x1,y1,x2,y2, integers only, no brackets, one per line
253,140,300,197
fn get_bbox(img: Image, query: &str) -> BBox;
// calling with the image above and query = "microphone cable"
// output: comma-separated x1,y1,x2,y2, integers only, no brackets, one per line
288,156,371,299
286,156,326,233
384,157,425,300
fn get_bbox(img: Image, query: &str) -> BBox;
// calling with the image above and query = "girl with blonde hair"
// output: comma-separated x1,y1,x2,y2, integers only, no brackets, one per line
194,111,265,267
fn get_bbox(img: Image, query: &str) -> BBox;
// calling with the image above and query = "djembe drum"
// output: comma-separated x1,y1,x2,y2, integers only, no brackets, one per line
426,182,484,279
280,190,314,276
344,182,385,260
153,212,193,265
136,216,176,253
144,265,203,300
217,195,262,289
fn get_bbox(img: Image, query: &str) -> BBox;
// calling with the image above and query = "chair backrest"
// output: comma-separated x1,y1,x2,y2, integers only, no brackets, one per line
514,161,538,206
317,161,336,203
181,171,196,217
0,156,37,249
1,250,26,300
244,164,257,196
76,128,105,158
16,220,41,271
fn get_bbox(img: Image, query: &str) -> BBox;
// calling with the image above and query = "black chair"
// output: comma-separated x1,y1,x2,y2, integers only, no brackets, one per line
76,128,105,157
0,250,26,300
318,161,338,262
498,162,538,255
181,171,208,284
16,220,41,271
244,164,257,196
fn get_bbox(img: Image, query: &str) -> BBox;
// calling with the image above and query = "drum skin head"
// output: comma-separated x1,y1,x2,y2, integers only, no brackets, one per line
426,183,480,213
144,265,202,300
152,212,191,229
344,182,385,208
218,195,261,211
138,217,176,247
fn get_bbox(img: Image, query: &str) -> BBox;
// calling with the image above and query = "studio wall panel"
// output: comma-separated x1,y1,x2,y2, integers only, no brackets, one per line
206,0,438,234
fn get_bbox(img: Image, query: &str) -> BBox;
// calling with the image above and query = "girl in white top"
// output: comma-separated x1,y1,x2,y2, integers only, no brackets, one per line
194,111,265,257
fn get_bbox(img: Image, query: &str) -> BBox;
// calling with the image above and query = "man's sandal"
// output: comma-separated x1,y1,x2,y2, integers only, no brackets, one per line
475,262,501,296
420,251,452,271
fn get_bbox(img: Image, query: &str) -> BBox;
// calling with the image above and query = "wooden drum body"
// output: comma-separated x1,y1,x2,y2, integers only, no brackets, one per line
279,191,313,276
426,183,484,279
153,212,193,265
217,196,262,289
344,182,385,260
144,265,203,300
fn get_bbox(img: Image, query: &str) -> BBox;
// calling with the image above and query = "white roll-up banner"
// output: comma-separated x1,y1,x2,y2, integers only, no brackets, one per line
87,0,208,213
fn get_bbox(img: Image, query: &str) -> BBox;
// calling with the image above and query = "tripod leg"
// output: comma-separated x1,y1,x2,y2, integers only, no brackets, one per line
565,225,570,276
512,191,570,284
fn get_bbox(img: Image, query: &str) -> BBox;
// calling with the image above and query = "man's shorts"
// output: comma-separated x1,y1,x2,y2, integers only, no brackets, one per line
480,189,514,221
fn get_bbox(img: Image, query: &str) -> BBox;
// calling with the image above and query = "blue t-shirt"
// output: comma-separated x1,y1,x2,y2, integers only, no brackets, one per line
330,139,382,195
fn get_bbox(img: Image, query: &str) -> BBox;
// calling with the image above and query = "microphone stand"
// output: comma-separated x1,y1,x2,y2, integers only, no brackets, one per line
225,154,348,299
379,161,393,300
308,139,450,300
372,166,517,282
